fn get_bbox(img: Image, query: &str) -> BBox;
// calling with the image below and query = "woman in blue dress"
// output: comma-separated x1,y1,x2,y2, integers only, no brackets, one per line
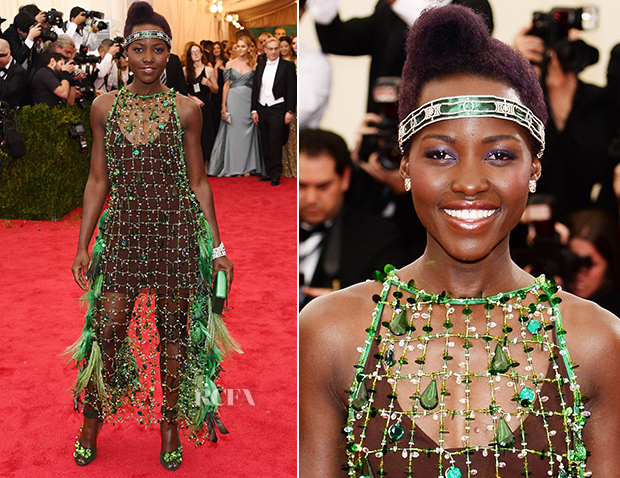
208,36,263,177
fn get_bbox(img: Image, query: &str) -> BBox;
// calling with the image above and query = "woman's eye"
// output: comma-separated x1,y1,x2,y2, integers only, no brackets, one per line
133,47,143,53
485,150,517,161
424,149,455,161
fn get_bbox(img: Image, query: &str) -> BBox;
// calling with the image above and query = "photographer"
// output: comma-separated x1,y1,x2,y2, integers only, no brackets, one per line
514,9,619,222
3,11,42,73
30,49,75,108
0,39,29,108
92,38,122,93
66,6,100,53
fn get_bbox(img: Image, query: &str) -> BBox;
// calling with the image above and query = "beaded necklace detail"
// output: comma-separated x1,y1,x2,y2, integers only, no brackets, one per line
346,265,589,478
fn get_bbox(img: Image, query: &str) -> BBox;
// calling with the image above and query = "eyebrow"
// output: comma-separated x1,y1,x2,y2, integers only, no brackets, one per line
481,134,520,144
420,133,455,143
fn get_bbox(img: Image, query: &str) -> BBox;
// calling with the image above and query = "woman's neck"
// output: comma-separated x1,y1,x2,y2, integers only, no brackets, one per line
127,79,167,96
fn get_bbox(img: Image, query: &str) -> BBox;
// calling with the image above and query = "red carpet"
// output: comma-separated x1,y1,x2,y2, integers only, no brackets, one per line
0,176,297,477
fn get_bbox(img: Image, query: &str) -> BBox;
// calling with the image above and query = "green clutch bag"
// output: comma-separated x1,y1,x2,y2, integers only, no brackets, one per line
213,270,227,314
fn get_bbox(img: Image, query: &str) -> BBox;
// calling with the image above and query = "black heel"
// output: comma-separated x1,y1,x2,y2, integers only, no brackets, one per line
74,408,102,466
160,407,182,471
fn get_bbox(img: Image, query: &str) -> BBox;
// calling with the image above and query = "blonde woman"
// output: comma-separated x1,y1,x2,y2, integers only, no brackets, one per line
208,36,263,177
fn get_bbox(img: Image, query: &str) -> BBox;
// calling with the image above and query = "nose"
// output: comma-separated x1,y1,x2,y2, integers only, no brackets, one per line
450,157,489,197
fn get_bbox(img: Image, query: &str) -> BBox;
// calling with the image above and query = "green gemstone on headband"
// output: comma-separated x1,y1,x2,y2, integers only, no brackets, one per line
398,95,545,157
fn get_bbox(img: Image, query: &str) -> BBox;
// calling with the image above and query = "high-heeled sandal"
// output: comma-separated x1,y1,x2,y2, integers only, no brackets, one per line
160,407,183,471
74,408,102,466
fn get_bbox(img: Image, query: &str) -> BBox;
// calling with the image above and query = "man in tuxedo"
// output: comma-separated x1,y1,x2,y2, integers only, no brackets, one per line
299,129,408,309
0,39,29,108
251,37,296,186
3,11,42,75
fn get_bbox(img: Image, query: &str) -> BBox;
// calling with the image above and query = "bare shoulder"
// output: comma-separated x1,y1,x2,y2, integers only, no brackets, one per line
175,93,201,128
90,91,119,126
557,291,620,389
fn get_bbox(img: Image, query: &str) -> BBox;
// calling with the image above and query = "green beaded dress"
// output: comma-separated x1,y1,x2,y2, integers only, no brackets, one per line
346,266,589,478
67,87,239,444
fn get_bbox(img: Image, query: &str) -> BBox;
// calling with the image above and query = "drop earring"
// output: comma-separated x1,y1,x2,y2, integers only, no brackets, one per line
528,179,537,193
404,178,411,192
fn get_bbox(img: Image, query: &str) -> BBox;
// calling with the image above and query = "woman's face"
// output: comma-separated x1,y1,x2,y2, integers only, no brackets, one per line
127,24,169,84
213,43,221,57
291,36,297,53
568,237,608,298
190,45,202,62
401,74,541,263
280,40,290,56
236,40,248,57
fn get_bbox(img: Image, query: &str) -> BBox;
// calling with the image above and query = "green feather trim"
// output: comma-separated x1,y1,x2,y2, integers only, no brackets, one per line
92,274,104,299
192,374,221,426
74,341,105,399
208,311,242,356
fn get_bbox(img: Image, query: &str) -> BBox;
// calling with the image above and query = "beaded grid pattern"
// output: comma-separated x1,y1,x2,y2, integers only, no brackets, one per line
397,96,546,158
68,88,233,444
345,267,588,478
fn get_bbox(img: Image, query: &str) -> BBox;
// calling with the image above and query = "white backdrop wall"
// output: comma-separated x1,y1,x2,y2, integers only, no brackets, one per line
300,0,620,148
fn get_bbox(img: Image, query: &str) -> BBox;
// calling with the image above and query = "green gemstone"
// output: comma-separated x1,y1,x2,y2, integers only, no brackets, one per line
389,308,408,336
518,387,535,406
419,378,439,410
384,349,396,367
446,466,462,478
527,319,542,334
351,380,369,411
495,416,515,447
490,342,510,374
388,423,405,442
570,442,587,461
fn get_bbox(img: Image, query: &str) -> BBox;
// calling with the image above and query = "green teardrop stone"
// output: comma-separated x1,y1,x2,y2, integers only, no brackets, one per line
490,342,510,374
384,349,396,367
495,416,516,447
388,423,405,442
419,378,439,410
445,466,462,478
351,380,369,411
389,308,408,336
360,456,375,478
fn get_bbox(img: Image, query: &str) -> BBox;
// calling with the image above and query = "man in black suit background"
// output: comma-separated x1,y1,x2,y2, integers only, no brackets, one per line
299,128,408,309
251,37,296,186
0,39,29,108
3,11,42,76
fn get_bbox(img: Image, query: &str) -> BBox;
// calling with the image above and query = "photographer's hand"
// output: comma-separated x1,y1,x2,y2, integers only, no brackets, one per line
513,26,545,77
108,44,121,58
544,50,576,132
75,12,87,26
27,23,42,42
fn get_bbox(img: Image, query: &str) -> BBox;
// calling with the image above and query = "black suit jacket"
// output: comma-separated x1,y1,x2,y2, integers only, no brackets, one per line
251,56,296,113
3,25,39,73
300,207,409,309
165,53,188,96
0,59,28,108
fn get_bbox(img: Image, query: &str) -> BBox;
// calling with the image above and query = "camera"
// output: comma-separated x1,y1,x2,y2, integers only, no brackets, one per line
73,45,100,67
358,77,401,170
529,6,599,73
39,25,58,43
113,36,125,60
85,11,107,31
45,9,64,28
0,101,26,163
69,122,88,153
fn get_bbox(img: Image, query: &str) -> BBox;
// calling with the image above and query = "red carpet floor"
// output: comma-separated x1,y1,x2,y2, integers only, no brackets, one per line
0,176,297,477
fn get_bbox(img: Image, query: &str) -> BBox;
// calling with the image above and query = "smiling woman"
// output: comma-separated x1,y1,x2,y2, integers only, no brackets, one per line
299,5,620,478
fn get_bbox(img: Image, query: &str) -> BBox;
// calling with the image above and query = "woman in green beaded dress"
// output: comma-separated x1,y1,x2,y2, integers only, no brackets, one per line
300,6,620,478
69,2,238,471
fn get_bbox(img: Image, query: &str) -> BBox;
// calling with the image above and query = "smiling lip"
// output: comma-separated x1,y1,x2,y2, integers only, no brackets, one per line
443,208,497,220
441,203,499,230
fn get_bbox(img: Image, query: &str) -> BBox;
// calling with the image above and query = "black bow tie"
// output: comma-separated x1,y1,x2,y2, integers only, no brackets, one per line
300,224,328,242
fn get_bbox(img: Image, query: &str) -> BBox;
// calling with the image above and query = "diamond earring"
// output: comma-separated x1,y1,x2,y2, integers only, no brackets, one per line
528,179,537,193
404,177,411,192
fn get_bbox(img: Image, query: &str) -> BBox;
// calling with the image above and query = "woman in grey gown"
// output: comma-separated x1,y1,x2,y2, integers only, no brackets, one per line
208,36,263,177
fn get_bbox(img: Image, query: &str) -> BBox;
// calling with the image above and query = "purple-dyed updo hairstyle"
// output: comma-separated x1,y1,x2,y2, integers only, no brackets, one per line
398,5,547,153
123,1,172,40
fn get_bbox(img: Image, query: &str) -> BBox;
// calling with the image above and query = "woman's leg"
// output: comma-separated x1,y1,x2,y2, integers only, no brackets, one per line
76,292,133,464
156,293,190,469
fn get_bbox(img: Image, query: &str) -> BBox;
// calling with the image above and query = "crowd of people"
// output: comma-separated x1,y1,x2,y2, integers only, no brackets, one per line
299,0,620,320
0,3,298,179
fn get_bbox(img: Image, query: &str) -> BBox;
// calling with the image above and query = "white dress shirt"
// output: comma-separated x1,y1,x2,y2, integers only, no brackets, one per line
258,57,285,107
298,40,331,129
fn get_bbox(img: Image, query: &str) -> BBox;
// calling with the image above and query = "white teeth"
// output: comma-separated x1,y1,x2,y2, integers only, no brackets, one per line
444,209,496,220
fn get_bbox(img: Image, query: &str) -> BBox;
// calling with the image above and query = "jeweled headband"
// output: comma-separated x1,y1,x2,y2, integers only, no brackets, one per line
398,95,546,158
123,30,172,49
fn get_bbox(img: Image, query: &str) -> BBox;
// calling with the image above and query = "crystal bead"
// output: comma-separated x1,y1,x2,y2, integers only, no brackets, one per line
384,349,396,367
360,456,375,478
351,381,369,411
519,387,535,406
446,466,462,478
495,416,515,447
388,423,405,442
527,319,542,334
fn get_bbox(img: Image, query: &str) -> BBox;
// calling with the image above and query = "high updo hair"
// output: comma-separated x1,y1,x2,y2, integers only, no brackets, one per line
398,5,547,152
123,1,172,41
